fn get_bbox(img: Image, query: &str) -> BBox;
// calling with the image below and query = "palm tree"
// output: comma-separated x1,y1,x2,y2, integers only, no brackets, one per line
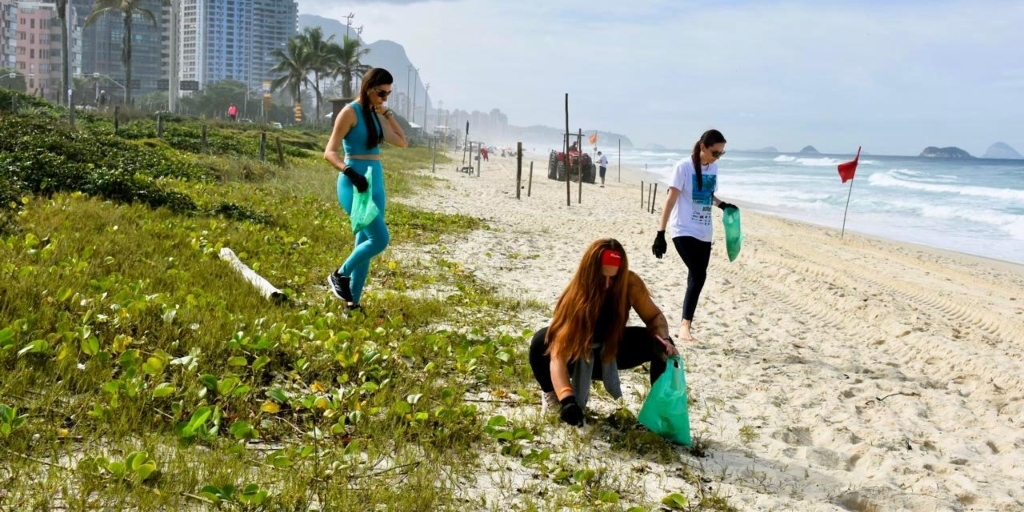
269,37,312,123
325,36,370,99
56,0,69,105
86,0,167,105
297,27,332,123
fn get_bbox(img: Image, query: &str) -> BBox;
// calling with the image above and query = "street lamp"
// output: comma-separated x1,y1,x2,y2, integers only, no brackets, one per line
92,72,126,95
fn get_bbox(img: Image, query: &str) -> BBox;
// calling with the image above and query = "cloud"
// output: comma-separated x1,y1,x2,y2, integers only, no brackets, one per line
297,0,1024,154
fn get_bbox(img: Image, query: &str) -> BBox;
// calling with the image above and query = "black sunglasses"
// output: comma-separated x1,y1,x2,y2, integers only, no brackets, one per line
374,88,392,98
710,150,726,158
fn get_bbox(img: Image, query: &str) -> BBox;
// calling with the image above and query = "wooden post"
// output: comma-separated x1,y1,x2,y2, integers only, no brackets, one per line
618,138,621,182
516,141,523,200
431,136,436,173
647,183,653,212
69,95,75,128
259,131,267,162
641,181,644,209
113,106,120,133
577,129,583,204
157,114,164,138
275,137,285,167
564,93,570,207
201,124,208,153
476,142,482,177
650,184,658,214
528,161,533,197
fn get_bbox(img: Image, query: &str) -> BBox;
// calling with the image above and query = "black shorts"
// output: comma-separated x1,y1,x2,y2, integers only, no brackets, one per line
599,166,607,178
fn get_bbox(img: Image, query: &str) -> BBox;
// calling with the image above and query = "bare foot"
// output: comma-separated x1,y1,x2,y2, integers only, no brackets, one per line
679,321,700,342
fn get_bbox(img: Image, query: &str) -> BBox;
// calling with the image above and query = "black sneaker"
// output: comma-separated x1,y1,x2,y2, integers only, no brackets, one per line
327,270,353,303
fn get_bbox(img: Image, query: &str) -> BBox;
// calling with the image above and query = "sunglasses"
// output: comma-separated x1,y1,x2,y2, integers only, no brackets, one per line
710,150,726,158
374,88,392,99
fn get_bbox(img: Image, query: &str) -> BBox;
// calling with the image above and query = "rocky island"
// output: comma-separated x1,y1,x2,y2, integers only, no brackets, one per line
919,146,973,158
982,142,1022,159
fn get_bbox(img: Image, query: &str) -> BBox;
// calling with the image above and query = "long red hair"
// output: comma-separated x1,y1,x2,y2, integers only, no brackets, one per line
546,239,630,364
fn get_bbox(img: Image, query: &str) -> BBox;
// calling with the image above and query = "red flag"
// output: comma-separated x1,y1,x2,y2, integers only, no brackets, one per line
588,132,598,145
837,146,861,183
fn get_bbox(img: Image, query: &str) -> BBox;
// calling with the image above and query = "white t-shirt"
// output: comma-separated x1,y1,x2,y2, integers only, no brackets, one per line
667,158,718,242
598,154,608,167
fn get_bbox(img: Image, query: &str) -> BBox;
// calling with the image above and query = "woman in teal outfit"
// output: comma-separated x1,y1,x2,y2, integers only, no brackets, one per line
323,68,408,309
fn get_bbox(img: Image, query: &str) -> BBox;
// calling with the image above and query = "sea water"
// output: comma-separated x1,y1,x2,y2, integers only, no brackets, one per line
613,148,1024,264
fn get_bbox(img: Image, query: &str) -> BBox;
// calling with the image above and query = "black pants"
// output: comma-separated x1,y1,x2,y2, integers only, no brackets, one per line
529,326,668,391
673,236,713,321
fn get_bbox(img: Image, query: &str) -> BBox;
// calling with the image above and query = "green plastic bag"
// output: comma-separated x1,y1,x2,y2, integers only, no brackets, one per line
722,206,742,262
349,172,379,233
637,355,691,446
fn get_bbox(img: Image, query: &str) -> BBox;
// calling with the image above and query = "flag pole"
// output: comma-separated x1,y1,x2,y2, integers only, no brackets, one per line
840,176,855,239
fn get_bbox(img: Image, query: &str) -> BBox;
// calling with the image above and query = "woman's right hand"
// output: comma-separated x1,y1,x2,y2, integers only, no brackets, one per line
343,167,369,193
559,396,584,427
652,231,667,259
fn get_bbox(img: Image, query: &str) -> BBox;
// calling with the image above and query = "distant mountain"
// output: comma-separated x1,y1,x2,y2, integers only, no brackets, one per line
798,145,819,155
982,142,1022,159
920,146,974,158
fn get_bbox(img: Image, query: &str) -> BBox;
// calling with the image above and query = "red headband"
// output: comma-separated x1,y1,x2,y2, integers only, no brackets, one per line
601,249,622,268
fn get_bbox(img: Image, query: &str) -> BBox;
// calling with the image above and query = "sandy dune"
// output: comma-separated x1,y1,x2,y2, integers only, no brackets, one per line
394,150,1024,511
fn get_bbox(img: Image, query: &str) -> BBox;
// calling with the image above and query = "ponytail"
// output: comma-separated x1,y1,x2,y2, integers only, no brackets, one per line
692,139,704,191
691,129,728,192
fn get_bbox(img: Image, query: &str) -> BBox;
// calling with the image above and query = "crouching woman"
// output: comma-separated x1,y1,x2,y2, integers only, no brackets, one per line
529,238,678,426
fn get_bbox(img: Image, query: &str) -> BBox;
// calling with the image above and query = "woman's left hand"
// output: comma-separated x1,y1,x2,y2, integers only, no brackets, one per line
654,335,678,359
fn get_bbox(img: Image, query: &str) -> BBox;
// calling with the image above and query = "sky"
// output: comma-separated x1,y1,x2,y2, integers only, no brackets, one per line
296,0,1024,156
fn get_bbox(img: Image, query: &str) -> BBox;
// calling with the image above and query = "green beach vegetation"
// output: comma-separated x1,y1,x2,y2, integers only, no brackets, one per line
0,89,731,511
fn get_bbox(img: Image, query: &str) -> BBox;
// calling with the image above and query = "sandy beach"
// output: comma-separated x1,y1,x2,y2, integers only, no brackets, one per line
395,150,1024,511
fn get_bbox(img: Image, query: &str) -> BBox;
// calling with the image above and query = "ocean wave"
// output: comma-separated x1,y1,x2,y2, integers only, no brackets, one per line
773,155,796,162
868,172,1024,201
796,157,844,166
1002,218,1024,240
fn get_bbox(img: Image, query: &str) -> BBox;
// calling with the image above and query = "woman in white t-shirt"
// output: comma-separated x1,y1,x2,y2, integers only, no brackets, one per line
651,129,736,341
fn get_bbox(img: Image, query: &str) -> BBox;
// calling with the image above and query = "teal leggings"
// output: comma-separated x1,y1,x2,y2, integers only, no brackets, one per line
337,159,389,304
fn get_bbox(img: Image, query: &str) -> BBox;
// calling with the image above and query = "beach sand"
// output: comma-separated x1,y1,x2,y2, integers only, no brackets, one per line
394,150,1024,511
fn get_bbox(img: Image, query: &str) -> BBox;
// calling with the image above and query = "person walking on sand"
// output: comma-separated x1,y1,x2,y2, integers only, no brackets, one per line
323,68,408,310
530,239,677,426
597,151,609,187
651,129,736,342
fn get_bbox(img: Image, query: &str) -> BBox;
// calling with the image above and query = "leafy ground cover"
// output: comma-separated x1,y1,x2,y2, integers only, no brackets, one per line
0,91,731,511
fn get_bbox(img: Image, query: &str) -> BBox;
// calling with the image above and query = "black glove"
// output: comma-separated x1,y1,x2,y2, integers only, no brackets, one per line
652,230,667,259
717,202,737,211
343,167,369,193
559,396,584,427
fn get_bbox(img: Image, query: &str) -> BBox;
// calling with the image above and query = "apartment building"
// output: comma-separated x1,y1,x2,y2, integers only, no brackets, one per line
71,0,164,97
179,0,296,92
14,1,81,100
0,0,16,71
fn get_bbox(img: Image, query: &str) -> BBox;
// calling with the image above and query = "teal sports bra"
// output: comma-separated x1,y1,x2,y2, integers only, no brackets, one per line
342,102,384,156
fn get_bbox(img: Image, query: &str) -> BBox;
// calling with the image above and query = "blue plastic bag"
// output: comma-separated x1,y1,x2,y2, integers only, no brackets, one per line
722,206,742,262
349,172,379,233
637,355,691,446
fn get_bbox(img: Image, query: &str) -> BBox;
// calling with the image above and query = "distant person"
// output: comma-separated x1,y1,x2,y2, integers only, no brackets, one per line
651,129,735,342
323,67,408,310
530,238,676,426
480,147,489,161
597,150,609,187
227,103,238,122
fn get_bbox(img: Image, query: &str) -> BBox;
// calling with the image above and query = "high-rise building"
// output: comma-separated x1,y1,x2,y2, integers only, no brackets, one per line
0,0,17,71
14,1,81,100
71,0,165,98
179,0,296,93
